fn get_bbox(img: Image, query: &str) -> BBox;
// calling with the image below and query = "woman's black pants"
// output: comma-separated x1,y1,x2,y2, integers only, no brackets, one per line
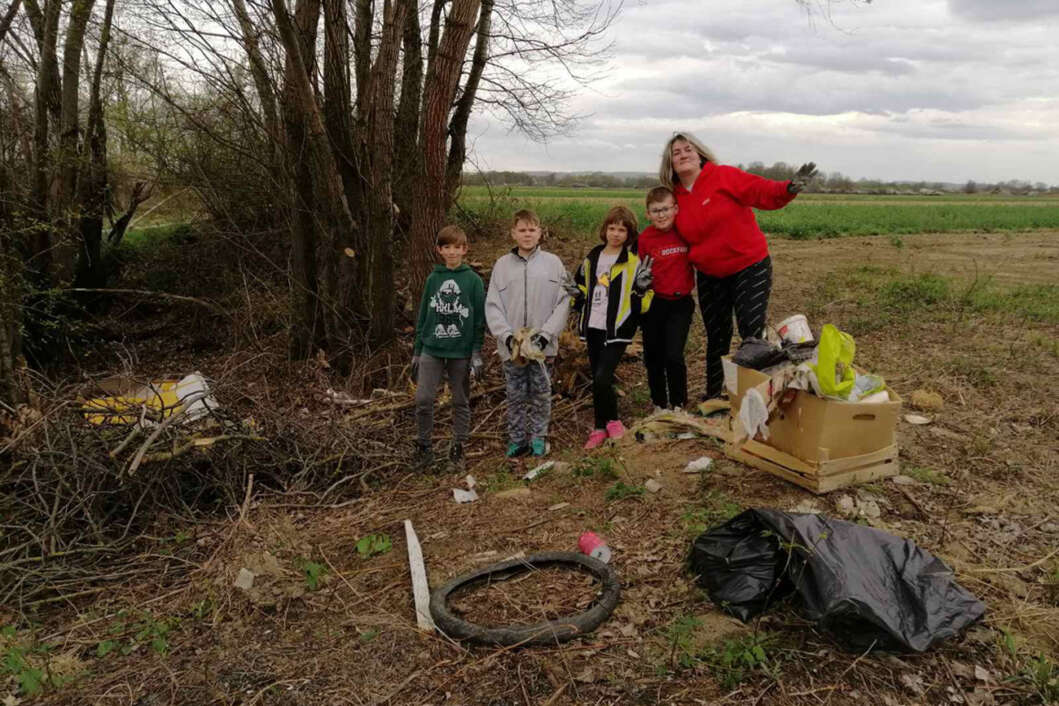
695,255,772,399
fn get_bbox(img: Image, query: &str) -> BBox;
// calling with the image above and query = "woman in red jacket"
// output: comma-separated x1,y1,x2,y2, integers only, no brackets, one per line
659,131,815,400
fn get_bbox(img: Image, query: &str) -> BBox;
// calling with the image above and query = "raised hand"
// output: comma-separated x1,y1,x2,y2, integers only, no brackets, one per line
788,162,818,194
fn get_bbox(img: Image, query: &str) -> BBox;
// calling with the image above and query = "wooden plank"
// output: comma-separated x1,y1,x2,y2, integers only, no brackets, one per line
739,439,817,475
726,444,899,495
404,519,436,632
815,445,898,477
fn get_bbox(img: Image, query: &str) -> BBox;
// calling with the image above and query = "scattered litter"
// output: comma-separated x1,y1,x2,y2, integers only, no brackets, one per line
234,568,255,590
404,520,435,632
836,495,857,517
548,502,570,511
630,408,728,442
578,531,612,563
974,665,992,682
732,337,788,370
494,487,531,500
683,456,714,474
429,552,620,645
836,494,881,520
644,479,662,493
910,389,945,411
323,388,368,406
464,475,477,489
82,371,217,425
792,500,822,514
737,388,770,441
690,509,986,651
904,414,932,425
452,488,479,503
524,460,554,480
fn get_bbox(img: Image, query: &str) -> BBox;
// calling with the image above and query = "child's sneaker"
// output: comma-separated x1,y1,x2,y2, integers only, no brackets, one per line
583,429,607,449
605,420,626,440
412,442,434,472
530,438,549,457
506,442,530,458
448,441,465,472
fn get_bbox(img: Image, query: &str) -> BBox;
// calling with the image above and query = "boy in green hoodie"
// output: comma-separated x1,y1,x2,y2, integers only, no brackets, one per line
411,225,486,471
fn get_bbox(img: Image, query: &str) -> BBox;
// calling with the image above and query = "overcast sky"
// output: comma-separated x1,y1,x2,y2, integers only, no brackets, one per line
466,0,1059,184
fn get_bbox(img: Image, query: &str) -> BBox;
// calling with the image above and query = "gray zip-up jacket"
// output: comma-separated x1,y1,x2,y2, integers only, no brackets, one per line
485,246,571,361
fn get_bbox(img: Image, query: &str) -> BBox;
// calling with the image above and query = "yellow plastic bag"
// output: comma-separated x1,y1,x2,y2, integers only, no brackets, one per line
811,324,856,399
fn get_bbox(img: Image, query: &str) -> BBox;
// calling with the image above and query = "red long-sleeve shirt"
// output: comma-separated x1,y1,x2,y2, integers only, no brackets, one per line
636,225,695,300
673,162,796,278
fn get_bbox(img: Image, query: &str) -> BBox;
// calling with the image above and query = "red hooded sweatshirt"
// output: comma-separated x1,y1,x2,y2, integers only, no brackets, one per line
673,162,796,278
636,225,694,300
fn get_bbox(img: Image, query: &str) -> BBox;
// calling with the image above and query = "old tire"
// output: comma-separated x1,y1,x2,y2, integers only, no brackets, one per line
429,550,620,646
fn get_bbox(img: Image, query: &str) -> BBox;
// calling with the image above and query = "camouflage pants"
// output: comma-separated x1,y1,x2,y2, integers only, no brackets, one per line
503,360,551,445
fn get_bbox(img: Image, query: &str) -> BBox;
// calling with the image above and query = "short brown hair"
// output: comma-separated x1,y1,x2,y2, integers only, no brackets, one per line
598,205,638,247
645,185,675,207
512,209,540,228
436,225,468,247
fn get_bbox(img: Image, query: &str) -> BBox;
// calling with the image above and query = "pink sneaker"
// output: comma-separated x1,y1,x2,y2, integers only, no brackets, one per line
583,429,607,449
605,420,626,440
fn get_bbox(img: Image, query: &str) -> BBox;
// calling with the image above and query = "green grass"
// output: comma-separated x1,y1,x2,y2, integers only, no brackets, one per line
458,187,1059,239
810,267,1059,330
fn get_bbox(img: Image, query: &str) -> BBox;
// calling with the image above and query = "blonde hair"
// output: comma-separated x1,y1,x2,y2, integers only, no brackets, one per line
598,205,639,247
658,132,719,185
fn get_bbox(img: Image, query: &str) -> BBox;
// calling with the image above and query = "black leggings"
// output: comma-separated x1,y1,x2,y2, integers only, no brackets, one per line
696,256,772,399
586,329,628,429
640,295,693,408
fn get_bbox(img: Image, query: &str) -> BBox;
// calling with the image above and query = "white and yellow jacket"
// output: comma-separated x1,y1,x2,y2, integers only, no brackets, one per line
572,244,653,344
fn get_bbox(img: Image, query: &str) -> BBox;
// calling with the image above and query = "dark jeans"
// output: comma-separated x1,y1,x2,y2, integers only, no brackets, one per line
696,256,772,399
640,295,693,408
586,329,628,429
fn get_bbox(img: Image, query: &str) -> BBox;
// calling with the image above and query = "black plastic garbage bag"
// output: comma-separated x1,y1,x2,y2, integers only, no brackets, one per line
690,509,986,652
731,338,787,370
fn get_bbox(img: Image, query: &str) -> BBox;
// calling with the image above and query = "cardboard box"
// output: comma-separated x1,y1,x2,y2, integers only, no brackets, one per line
725,358,901,493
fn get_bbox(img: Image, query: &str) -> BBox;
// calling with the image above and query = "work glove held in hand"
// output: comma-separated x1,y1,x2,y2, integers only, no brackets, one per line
504,335,514,354
788,162,818,194
633,255,654,294
470,352,484,380
560,271,582,298
531,333,549,352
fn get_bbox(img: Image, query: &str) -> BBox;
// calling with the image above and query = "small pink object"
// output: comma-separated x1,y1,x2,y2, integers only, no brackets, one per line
583,429,607,449
605,420,626,439
578,531,612,563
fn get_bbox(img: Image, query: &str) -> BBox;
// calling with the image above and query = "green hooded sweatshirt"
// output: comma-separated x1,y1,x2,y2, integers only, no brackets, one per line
413,264,485,358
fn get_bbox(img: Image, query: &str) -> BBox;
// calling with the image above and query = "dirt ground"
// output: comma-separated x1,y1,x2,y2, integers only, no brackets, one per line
9,230,1059,705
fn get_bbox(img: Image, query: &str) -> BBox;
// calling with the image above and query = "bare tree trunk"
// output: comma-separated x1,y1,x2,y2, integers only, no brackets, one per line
271,0,360,363
278,0,324,359
444,0,492,206
392,2,422,248
27,0,61,281
74,0,113,289
363,0,408,346
0,155,24,405
408,0,482,301
0,0,22,45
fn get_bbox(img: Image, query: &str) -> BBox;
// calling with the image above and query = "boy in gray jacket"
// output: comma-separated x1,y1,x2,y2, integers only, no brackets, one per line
485,210,571,458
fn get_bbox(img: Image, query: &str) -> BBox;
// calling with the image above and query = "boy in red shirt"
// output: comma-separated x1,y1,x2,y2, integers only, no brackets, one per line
636,185,695,411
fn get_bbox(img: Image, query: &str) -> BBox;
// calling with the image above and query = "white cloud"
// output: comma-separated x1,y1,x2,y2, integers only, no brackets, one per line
467,0,1059,183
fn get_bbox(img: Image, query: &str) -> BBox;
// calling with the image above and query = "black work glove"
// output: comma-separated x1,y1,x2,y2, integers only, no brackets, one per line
632,255,654,294
531,333,549,352
787,162,818,194
410,355,420,381
504,335,514,354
